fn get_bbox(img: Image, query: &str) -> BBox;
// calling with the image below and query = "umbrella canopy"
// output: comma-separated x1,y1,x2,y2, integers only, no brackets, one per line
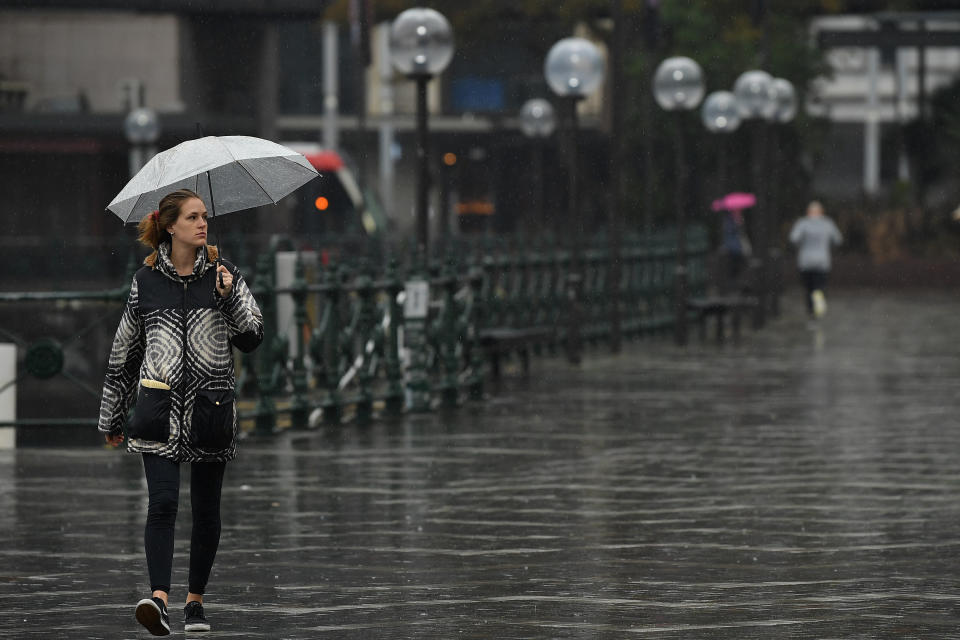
711,192,756,212
107,135,319,223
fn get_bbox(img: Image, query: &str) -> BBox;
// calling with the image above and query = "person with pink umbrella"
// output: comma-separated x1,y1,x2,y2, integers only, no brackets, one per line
712,192,755,290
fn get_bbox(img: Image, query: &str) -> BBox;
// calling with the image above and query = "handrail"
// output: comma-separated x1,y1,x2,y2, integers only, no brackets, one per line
0,227,713,435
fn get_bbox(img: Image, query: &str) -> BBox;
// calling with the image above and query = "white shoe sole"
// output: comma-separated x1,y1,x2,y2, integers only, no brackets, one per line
812,290,827,318
185,621,212,632
135,598,171,636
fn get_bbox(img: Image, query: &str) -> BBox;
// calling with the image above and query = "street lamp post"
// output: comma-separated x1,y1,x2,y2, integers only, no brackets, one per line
768,78,796,317
544,37,605,365
702,90,742,293
123,107,160,179
653,56,705,347
389,8,453,413
389,8,454,260
701,90,741,198
519,98,556,232
733,69,776,328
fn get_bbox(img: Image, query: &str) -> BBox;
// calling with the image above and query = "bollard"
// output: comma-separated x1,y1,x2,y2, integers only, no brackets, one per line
0,343,14,449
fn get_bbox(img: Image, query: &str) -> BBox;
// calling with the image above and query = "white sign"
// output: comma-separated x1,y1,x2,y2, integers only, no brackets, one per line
404,280,430,320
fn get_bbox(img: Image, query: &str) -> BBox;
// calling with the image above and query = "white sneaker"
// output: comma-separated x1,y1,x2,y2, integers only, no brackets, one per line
812,290,827,318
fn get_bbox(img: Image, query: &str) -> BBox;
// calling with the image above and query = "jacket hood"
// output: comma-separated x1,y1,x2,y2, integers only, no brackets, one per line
155,242,214,282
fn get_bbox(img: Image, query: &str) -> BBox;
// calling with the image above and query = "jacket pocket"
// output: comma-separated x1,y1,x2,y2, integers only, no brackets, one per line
129,385,172,442
190,388,235,451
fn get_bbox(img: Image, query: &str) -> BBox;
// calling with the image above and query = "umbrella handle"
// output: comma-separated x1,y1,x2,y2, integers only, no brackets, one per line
204,168,225,290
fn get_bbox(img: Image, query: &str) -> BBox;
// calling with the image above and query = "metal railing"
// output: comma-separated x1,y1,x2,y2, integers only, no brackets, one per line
0,228,709,435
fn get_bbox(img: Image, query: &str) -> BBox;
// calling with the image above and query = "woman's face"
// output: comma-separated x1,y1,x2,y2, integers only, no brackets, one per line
167,197,208,248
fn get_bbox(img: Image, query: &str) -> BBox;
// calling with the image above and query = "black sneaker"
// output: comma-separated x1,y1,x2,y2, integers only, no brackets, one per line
135,597,170,636
184,601,211,632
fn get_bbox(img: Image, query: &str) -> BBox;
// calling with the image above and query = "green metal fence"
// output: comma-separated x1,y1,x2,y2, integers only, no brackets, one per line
0,228,709,436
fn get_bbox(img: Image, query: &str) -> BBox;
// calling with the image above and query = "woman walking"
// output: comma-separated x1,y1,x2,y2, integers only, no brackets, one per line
98,189,263,635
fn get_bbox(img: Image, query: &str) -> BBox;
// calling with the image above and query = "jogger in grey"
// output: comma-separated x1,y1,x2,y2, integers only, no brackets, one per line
789,201,842,318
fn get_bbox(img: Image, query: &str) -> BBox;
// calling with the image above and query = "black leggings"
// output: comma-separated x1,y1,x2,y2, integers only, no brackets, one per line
800,269,828,315
142,454,226,594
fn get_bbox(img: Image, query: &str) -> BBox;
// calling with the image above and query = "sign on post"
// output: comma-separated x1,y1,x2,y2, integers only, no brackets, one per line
403,280,429,320
402,279,430,411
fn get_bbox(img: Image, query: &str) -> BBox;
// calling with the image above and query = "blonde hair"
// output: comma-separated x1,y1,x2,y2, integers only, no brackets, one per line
136,189,218,267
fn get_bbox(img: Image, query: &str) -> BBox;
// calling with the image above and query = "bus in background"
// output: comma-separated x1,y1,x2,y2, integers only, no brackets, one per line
282,143,387,258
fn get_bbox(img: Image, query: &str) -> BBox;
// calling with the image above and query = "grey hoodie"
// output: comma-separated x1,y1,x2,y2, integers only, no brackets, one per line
789,216,842,271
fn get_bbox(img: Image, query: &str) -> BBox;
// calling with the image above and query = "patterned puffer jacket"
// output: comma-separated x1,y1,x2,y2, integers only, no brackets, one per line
98,242,263,462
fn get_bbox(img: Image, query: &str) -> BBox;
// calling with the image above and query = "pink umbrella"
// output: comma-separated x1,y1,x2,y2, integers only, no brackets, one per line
711,192,756,212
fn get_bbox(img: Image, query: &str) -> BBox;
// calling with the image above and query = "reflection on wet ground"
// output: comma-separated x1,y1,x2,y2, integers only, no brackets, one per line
3,291,960,638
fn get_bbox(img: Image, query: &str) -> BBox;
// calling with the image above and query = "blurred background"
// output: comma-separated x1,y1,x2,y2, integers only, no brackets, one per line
1,0,960,288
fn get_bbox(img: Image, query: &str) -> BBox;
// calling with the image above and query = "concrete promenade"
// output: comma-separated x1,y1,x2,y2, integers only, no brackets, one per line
2,291,960,638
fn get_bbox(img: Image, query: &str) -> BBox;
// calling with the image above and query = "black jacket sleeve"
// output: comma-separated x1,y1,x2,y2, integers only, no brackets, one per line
216,264,264,354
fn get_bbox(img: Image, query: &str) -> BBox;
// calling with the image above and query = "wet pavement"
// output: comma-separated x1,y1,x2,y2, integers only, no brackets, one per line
3,290,960,639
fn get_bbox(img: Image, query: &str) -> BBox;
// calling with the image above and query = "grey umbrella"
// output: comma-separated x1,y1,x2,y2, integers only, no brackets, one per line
107,135,319,223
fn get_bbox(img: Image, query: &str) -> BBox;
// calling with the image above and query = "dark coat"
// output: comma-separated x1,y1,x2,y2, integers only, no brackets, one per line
98,243,263,462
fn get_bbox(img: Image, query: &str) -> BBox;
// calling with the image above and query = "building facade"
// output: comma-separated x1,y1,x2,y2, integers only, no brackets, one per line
0,3,611,287
808,13,960,201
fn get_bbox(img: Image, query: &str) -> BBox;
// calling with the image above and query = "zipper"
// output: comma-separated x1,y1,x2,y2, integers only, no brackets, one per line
181,280,188,440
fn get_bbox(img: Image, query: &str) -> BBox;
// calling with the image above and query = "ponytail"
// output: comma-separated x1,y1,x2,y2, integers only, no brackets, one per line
137,188,203,267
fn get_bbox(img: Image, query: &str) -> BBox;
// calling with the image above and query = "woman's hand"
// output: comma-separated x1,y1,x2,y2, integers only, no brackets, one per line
104,433,124,447
216,264,234,298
